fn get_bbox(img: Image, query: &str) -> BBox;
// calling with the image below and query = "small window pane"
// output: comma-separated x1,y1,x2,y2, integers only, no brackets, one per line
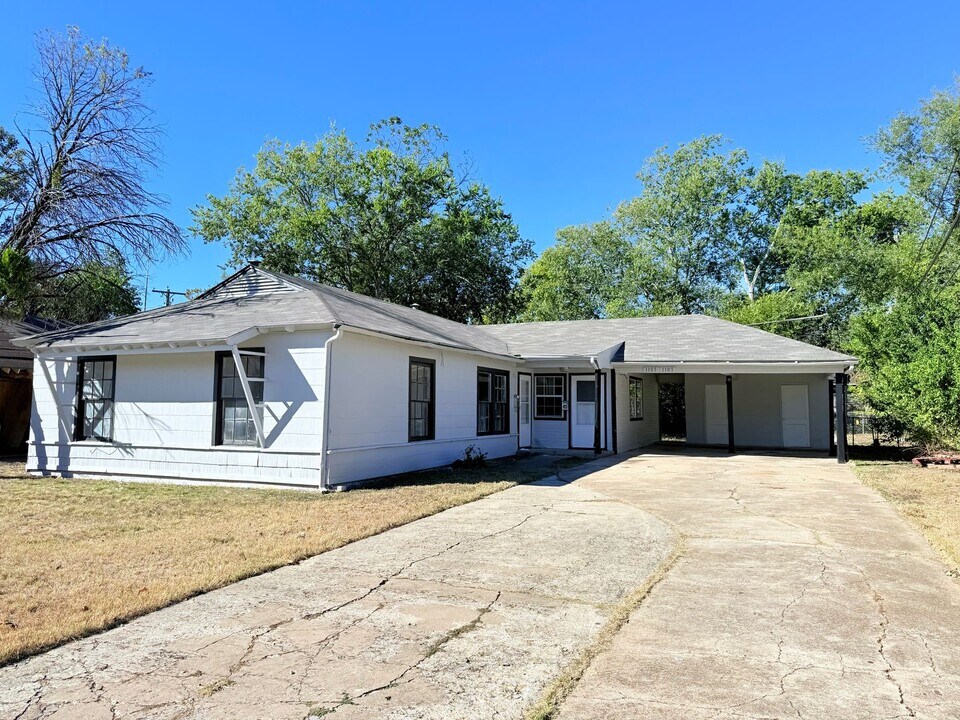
577,380,596,403
76,358,115,441
535,375,565,419
629,377,644,420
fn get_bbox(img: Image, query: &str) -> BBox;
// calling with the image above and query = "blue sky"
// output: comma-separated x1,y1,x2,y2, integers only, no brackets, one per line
2,2,958,308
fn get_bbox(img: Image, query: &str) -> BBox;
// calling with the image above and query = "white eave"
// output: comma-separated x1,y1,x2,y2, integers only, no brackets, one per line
19,322,337,357
612,359,857,375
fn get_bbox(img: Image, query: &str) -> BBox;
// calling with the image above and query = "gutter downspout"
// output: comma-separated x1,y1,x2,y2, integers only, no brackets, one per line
319,324,344,490
590,356,602,455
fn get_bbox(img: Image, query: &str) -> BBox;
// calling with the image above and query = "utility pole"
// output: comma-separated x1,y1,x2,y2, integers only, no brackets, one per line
152,287,187,307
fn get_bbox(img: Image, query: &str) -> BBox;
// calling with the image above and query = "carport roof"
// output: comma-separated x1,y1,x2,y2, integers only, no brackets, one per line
481,316,857,364
13,265,856,366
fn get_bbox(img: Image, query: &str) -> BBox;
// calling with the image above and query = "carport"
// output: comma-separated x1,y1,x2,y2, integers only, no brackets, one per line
484,315,857,464
612,362,855,462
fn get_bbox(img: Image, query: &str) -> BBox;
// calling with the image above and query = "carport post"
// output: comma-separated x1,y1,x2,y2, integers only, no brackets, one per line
725,375,735,453
835,373,848,464
593,366,602,455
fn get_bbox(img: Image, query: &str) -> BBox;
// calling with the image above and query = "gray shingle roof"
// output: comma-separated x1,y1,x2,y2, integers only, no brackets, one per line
1,317,67,366
15,265,855,365
15,267,511,356
481,316,856,364
15,290,337,350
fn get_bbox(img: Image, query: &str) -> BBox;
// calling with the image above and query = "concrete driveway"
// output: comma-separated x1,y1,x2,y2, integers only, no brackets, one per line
558,450,960,720
3,451,959,720
0,470,672,720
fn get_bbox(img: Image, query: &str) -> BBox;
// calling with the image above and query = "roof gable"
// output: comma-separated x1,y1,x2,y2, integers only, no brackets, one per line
197,265,302,300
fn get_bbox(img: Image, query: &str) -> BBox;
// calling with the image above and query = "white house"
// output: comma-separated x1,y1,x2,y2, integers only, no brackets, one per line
13,265,857,490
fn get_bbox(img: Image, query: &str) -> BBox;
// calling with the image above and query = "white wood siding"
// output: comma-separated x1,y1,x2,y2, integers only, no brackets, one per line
27,330,331,487
685,373,830,450
324,332,521,486
614,371,660,452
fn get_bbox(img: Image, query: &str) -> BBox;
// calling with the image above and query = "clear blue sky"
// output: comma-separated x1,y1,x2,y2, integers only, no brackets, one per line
3,2,958,308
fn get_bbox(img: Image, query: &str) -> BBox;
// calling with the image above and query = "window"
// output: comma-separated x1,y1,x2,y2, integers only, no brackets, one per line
215,350,265,446
409,358,435,441
629,377,644,421
75,357,116,441
477,368,509,435
535,374,566,419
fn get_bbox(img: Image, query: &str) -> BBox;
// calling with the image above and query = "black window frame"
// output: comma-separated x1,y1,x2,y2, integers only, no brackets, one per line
214,348,265,447
408,357,436,442
534,373,567,420
629,376,644,421
477,367,510,436
74,355,117,442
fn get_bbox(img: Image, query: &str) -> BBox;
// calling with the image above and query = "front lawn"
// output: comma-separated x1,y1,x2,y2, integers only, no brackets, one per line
0,456,581,665
855,459,960,574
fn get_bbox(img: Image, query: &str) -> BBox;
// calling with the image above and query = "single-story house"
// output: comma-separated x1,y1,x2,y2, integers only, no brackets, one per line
13,264,856,490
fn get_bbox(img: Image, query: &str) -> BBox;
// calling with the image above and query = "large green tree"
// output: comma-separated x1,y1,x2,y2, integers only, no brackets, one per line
192,118,533,323
519,221,634,320
616,135,747,314
519,137,892,337
872,78,960,285
850,287,960,449
846,83,960,447
32,254,140,325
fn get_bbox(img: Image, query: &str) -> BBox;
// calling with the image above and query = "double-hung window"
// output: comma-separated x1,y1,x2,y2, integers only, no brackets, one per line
75,357,116,441
535,374,565,419
409,358,435,441
629,377,644,421
215,350,265,446
477,368,509,435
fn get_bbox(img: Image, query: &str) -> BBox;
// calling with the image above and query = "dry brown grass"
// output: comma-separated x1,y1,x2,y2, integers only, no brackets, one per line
0,456,576,666
855,460,960,574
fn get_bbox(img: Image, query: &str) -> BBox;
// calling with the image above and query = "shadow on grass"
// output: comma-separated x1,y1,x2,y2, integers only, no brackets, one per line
349,453,591,492
850,444,921,464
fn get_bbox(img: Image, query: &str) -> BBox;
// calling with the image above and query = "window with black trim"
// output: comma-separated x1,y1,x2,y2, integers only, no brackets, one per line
409,358,435,441
535,374,565,419
75,357,116,441
477,368,509,435
215,350,265,446
629,376,644,420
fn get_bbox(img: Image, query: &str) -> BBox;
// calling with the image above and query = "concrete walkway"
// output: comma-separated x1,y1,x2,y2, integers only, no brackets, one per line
0,468,672,720
558,450,960,720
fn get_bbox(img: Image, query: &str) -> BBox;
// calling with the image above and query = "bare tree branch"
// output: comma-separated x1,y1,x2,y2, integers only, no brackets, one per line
1,27,185,280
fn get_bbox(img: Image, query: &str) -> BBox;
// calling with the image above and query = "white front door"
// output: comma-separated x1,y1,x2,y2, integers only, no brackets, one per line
571,375,604,449
781,384,811,447
518,374,532,448
704,384,728,446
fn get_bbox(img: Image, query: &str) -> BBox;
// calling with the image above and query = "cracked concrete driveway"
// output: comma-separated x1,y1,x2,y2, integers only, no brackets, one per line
0,470,672,720
558,450,960,720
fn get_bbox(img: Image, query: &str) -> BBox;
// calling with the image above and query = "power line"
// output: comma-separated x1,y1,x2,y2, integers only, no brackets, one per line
747,313,827,327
